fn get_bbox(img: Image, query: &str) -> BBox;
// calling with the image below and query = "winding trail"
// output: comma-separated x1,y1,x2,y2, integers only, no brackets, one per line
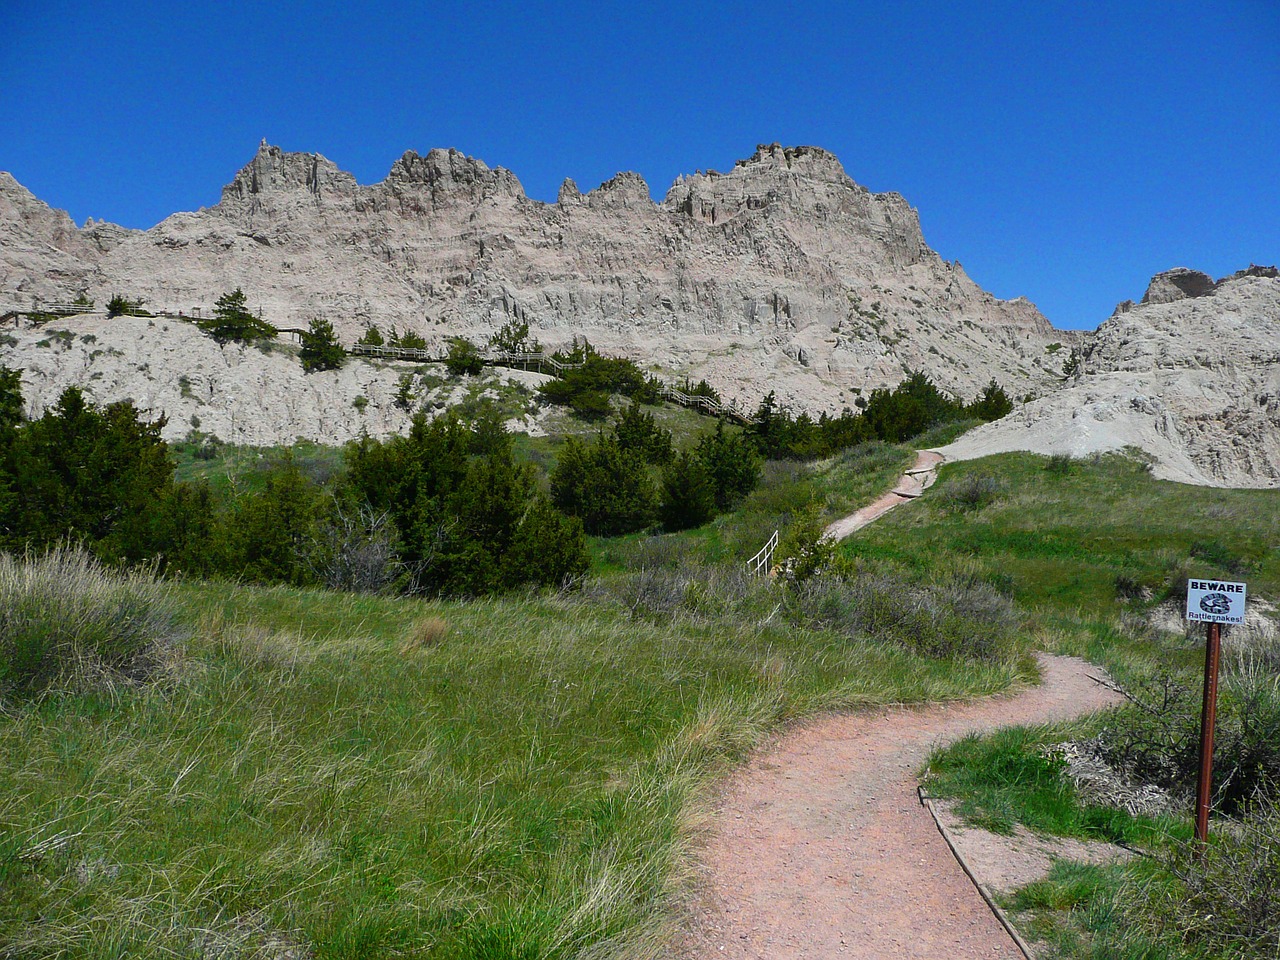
680,654,1124,959
824,450,944,541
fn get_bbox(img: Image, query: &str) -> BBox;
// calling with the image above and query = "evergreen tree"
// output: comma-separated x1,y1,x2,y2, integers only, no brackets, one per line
967,379,1014,422
612,403,673,464
659,449,717,531
357,325,385,346
550,433,657,535
0,367,24,435
0,388,174,560
445,337,484,376
696,421,761,510
215,455,320,585
299,317,346,372
501,497,588,589
199,288,277,344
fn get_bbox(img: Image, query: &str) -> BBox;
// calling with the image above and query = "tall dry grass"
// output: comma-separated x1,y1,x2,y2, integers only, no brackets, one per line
0,545,181,698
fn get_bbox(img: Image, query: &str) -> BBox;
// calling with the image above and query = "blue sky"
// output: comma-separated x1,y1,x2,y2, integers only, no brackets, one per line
1,0,1275,329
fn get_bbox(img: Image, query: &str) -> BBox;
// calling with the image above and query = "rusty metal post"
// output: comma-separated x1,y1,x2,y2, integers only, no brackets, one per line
1194,620,1222,849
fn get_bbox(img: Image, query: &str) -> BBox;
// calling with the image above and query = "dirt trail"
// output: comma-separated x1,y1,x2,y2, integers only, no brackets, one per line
681,654,1124,959
824,450,944,541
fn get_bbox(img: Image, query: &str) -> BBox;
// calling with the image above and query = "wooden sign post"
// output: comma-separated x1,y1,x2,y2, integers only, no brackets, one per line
1185,577,1247,848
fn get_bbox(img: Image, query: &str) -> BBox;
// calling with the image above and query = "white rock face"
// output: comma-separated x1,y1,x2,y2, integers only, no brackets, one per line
0,142,1064,416
1,313,551,446
942,269,1280,488
2,146,1275,491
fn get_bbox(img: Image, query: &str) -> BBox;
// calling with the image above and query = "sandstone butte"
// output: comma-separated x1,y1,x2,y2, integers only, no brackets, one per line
1,143,1276,488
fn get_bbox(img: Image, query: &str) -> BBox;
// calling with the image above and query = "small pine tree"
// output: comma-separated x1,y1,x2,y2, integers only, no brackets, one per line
966,379,1013,422
199,289,276,344
659,449,717,531
489,319,539,354
388,326,429,350
445,337,484,376
357,325,385,347
393,373,416,412
299,317,346,372
1063,348,1082,377
105,294,147,318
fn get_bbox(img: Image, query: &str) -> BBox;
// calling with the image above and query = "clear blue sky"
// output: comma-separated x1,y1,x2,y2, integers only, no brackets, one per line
2,0,1275,329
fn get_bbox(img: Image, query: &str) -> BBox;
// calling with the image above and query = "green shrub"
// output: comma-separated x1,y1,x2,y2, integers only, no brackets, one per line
569,389,612,421
1147,797,1280,959
299,317,346,372
659,450,717,531
197,288,276,344
787,563,1021,661
1100,661,1280,813
550,434,656,536
0,545,179,698
937,472,1007,512
537,348,660,410
357,325,385,346
445,337,484,376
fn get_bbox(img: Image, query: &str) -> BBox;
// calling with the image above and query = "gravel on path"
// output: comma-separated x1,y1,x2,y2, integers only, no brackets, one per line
824,450,944,541
680,654,1124,959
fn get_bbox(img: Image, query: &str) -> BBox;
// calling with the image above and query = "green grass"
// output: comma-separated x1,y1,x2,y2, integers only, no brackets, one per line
841,451,1280,676
1003,860,1193,960
0,578,1025,957
172,438,346,497
591,440,913,574
923,724,1185,845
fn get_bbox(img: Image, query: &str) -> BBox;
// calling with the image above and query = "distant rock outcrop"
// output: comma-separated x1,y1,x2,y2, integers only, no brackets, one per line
0,141,1064,415
942,269,1280,488
1141,267,1217,304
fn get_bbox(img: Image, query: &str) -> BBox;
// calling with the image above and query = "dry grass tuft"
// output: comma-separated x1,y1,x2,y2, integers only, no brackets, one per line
399,615,450,653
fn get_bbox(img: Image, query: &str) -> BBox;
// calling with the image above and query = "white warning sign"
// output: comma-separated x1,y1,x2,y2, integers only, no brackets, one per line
1186,579,1247,625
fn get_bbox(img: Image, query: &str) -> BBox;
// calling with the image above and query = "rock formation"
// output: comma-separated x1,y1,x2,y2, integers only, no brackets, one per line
942,268,1280,488
3,145,1275,489
1,142,1063,415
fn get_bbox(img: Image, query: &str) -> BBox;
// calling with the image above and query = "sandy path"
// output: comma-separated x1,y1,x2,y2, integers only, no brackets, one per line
681,654,1124,959
824,450,944,541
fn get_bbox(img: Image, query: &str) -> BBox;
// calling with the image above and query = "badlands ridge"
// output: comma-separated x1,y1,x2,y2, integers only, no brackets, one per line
0,143,1276,488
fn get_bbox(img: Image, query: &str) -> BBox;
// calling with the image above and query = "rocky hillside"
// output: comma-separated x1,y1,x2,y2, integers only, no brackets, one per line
942,267,1280,488
1,142,1065,413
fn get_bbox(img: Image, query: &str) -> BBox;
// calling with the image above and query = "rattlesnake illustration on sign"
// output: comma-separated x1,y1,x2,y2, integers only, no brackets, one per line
1199,592,1232,615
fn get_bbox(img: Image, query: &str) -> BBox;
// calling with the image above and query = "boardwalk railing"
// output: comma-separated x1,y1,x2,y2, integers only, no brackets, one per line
746,529,779,577
349,343,441,362
659,383,749,423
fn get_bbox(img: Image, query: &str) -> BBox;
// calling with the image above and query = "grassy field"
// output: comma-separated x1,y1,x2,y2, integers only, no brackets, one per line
0,564,1026,957
9,432,1278,958
841,450,1280,679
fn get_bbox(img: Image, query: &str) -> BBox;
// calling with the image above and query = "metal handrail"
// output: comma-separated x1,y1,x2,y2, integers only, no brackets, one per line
746,529,780,576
